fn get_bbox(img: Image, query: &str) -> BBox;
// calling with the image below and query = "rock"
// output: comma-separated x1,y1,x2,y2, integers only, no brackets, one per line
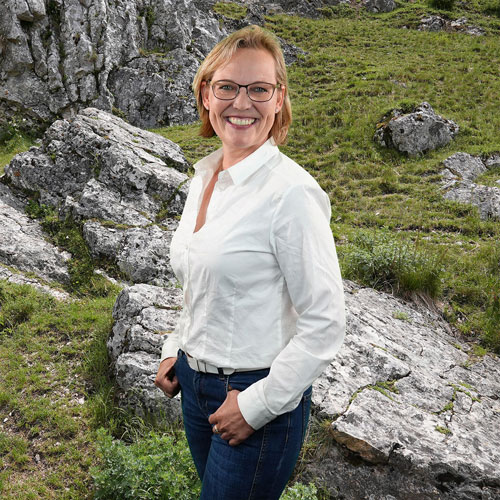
362,0,396,14
2,108,190,283
374,102,459,156
0,0,226,130
305,281,500,499
440,152,500,220
0,0,315,131
109,283,183,417
419,15,446,32
83,220,179,286
0,263,70,300
0,183,71,283
419,15,485,36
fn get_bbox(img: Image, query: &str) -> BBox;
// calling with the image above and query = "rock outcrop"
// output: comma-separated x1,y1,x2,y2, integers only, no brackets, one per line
374,102,459,157
106,276,500,499
441,152,500,220
2,107,190,285
419,15,486,36
0,183,71,283
108,283,183,418
306,280,500,499
0,0,225,131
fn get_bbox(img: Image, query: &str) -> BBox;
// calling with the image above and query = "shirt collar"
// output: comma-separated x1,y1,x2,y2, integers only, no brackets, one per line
193,138,279,186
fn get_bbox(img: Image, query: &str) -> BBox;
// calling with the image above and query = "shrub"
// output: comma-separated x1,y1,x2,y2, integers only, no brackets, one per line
91,428,201,500
340,230,444,298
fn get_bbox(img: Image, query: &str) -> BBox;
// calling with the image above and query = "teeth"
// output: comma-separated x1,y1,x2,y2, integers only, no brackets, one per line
227,117,256,126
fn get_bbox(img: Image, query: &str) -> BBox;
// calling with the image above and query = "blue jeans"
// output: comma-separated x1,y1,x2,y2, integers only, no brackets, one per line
174,350,312,500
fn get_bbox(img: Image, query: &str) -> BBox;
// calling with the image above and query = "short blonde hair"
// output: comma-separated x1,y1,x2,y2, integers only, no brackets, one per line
193,25,292,145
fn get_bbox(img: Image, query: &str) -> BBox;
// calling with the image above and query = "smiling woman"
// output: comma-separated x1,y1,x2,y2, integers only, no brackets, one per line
154,25,346,500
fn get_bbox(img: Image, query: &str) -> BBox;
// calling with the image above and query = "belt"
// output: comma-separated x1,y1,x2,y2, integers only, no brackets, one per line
184,351,263,376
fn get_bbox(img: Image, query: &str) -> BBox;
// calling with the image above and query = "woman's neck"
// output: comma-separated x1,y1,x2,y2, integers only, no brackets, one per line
221,141,266,170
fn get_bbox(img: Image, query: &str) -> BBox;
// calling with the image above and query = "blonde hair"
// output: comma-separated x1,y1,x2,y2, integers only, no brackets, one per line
193,25,292,145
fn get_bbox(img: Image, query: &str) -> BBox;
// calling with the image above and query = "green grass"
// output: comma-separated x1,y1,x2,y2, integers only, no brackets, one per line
0,280,120,499
0,131,35,175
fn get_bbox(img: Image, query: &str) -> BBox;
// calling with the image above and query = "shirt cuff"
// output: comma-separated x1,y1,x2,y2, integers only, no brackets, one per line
160,334,179,363
237,380,276,431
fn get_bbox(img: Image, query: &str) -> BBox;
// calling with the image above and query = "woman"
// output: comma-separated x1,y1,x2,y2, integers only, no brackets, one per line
155,25,345,500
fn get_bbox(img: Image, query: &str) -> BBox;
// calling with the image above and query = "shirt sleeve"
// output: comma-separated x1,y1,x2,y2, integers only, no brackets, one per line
237,183,346,430
160,322,180,362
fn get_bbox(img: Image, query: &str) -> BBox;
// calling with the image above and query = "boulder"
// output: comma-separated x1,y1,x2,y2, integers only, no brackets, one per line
0,183,71,283
0,0,225,130
108,278,500,498
2,108,190,283
374,102,459,157
362,0,396,14
419,15,485,36
440,152,500,220
109,283,183,418
305,281,500,499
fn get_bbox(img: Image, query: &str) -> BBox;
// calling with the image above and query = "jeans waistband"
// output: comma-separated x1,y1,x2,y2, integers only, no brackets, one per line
180,350,267,376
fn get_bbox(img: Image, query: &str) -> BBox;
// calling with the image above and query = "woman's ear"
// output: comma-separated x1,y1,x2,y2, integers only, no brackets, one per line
275,84,285,113
201,81,210,110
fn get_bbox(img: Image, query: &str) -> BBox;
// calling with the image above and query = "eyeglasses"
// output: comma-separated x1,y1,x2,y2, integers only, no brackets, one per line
209,80,282,102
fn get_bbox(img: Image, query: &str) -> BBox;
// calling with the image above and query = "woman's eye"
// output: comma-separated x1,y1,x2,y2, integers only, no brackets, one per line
251,86,269,94
219,84,236,91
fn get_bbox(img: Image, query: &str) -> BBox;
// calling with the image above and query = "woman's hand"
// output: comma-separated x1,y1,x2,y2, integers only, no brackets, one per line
208,390,255,446
154,357,180,398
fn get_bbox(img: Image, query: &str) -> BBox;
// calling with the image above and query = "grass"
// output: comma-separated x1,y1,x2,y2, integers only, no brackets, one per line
0,280,119,499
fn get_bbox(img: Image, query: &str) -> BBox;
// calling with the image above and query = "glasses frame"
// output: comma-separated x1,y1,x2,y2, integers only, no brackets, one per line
208,80,282,103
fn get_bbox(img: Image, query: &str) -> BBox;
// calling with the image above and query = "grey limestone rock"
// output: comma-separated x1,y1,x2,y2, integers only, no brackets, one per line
83,219,180,287
0,183,71,283
440,152,500,220
419,15,485,36
109,283,183,417
2,108,189,284
362,0,396,14
107,278,500,498
306,280,500,499
374,102,459,157
0,0,225,130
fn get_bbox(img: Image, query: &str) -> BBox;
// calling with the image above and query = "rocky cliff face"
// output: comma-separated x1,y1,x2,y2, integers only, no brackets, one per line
0,0,224,131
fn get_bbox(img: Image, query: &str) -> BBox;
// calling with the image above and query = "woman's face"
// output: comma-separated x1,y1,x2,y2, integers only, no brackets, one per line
202,48,284,160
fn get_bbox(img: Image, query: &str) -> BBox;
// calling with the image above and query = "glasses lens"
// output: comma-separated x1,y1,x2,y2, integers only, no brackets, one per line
213,81,238,100
248,83,275,102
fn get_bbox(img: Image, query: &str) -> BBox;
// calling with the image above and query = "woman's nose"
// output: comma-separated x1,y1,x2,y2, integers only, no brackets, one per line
233,88,252,109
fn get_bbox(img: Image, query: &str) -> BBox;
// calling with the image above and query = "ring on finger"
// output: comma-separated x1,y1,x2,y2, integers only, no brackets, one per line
213,424,220,434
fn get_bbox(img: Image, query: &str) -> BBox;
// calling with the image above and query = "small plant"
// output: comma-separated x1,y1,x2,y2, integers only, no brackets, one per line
281,482,319,500
435,425,452,435
339,229,444,299
91,428,201,500
393,310,410,321
213,2,248,20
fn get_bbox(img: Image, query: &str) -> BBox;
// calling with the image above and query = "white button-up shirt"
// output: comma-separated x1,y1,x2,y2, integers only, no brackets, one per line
161,139,345,430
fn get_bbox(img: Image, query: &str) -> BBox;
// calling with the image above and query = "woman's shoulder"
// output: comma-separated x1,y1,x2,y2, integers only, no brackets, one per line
269,151,324,193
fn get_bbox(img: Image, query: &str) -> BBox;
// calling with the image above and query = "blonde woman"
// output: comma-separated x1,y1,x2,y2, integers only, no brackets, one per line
155,25,345,500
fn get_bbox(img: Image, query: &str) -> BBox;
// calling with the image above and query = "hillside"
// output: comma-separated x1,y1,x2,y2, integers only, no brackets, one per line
1,0,500,498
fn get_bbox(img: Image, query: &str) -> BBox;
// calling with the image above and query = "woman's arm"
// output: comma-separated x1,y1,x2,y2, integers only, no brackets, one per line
237,182,346,430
